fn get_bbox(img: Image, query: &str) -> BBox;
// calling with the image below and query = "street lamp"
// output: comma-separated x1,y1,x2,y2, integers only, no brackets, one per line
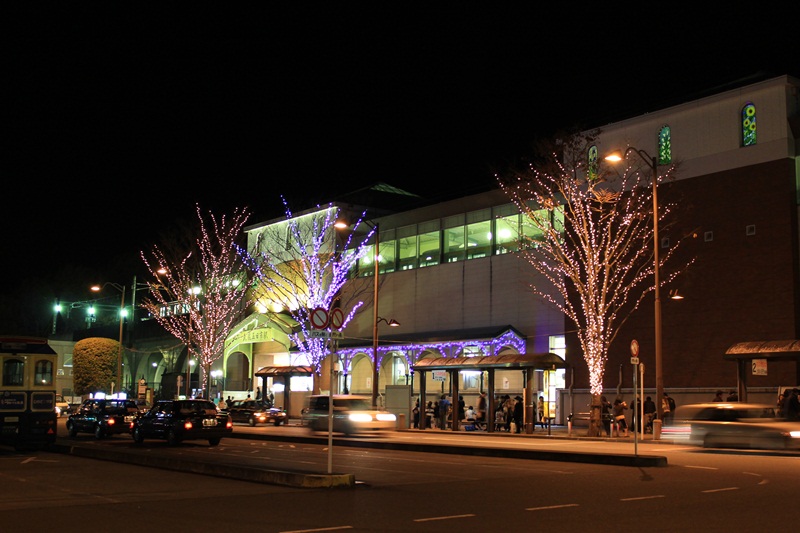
605,147,663,436
91,282,127,396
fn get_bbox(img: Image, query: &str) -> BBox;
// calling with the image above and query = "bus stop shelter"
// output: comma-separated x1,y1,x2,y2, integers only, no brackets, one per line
413,352,568,434
724,339,800,401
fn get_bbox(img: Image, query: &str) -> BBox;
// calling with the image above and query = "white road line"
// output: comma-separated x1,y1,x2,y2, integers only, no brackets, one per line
279,526,353,533
702,487,739,493
620,495,666,501
683,465,718,470
414,514,476,522
526,504,580,511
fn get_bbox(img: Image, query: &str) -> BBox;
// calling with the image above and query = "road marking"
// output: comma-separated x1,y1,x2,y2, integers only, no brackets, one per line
414,514,475,522
702,487,739,493
620,495,666,501
683,465,717,470
280,527,353,533
526,503,580,511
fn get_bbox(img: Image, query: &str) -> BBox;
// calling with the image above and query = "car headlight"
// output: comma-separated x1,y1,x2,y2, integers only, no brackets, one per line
349,413,373,422
377,413,396,422
788,430,800,438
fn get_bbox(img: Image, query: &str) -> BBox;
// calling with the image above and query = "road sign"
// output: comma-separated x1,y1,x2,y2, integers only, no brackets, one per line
310,307,329,329
631,357,640,365
329,308,344,330
308,330,344,340
630,339,639,357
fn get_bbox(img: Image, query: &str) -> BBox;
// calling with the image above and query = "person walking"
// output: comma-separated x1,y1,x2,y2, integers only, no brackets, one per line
476,392,487,427
512,396,524,433
612,398,629,437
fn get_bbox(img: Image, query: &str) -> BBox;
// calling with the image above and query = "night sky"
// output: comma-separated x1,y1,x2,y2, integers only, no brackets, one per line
4,5,798,335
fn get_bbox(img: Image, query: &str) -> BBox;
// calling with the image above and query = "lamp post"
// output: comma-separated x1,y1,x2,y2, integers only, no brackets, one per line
371,223,380,408
91,282,127,396
605,147,663,436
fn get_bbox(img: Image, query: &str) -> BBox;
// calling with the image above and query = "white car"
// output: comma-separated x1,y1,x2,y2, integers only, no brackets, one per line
665,402,800,450
301,395,397,435
55,395,71,417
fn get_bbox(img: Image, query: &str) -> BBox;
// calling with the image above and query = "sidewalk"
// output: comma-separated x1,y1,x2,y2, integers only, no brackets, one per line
403,422,666,443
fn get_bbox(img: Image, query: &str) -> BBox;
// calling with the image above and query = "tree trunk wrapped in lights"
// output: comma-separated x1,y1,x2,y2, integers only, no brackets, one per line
498,132,688,437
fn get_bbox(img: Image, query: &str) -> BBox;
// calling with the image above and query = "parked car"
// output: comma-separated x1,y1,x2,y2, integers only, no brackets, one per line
66,398,139,439
225,400,287,426
55,394,71,417
130,399,233,446
301,394,396,435
664,402,800,450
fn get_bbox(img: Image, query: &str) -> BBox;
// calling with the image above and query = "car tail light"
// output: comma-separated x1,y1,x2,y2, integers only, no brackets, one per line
107,418,116,426
226,416,233,429
184,421,193,430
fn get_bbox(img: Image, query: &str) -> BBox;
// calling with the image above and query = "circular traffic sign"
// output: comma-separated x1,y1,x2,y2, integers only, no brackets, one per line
630,339,639,357
310,307,329,329
329,308,344,330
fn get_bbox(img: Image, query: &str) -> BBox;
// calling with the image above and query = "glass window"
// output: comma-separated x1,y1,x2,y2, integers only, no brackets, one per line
466,220,492,259
742,103,756,146
3,358,24,386
443,214,465,263
358,244,377,277
397,225,418,270
418,230,440,268
379,238,396,273
658,125,671,165
494,214,519,254
443,225,466,263
35,359,53,386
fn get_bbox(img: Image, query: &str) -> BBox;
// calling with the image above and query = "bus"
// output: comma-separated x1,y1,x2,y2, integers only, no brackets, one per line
0,336,58,450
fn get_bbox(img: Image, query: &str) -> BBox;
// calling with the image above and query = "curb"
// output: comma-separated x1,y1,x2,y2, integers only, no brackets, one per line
49,441,355,489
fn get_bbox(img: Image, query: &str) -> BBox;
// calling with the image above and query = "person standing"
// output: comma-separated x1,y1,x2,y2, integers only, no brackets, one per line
513,396,524,433
256,386,262,401
537,396,545,428
643,396,656,433
600,395,612,436
726,390,738,402
425,401,435,429
502,395,514,432
713,390,724,402
412,399,420,428
438,394,450,430
662,392,676,424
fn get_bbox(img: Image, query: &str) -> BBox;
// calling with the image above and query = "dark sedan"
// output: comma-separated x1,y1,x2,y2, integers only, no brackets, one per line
66,398,139,439
130,399,233,446
225,400,287,426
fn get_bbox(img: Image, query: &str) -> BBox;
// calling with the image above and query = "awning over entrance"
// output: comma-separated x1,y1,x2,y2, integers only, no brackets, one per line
255,365,314,377
724,339,800,361
413,352,567,371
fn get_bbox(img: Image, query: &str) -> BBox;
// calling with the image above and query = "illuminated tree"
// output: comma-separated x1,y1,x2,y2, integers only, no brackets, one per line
139,204,253,397
242,199,375,392
498,132,686,436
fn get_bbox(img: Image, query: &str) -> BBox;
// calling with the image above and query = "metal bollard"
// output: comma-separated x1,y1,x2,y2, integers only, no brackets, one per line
653,418,662,440
397,413,406,430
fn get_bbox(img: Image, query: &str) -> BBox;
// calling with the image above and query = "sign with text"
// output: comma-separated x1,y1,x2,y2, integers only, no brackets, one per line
752,358,767,376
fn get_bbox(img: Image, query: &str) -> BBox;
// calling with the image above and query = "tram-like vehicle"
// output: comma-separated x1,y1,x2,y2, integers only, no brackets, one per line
0,336,58,450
